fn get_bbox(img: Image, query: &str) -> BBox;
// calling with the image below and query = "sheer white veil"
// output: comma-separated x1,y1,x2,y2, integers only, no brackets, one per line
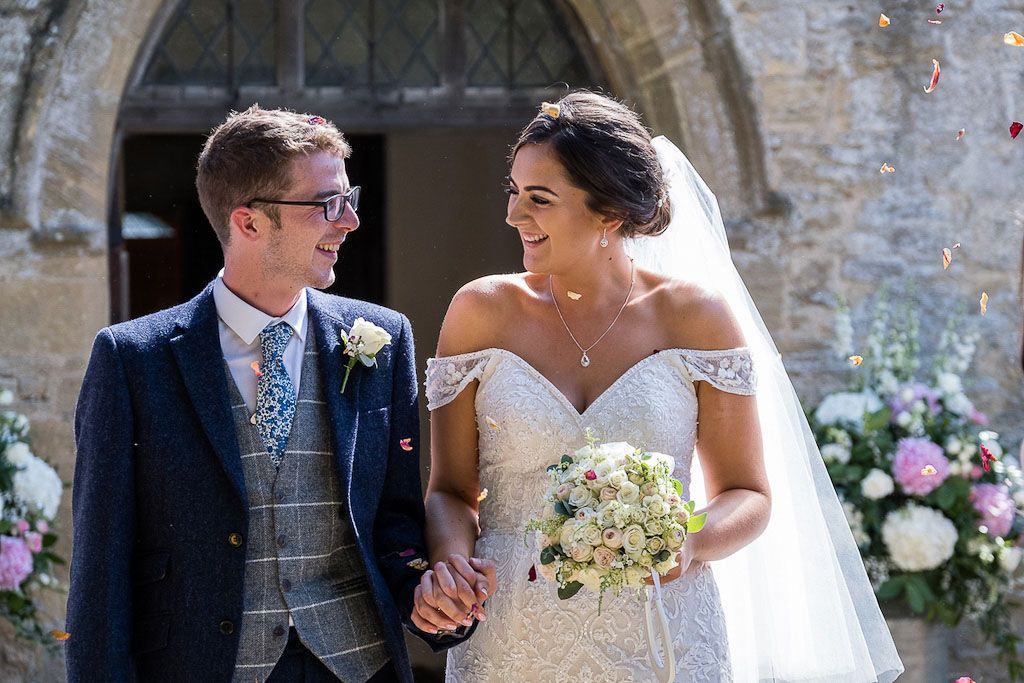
625,137,904,682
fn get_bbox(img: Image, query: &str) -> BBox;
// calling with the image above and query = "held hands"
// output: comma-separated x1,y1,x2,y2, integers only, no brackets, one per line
411,554,496,635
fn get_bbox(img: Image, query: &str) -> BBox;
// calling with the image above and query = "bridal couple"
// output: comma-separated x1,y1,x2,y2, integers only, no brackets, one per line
66,93,904,682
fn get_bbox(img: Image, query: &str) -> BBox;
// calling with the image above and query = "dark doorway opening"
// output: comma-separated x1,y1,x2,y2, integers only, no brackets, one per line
117,133,386,321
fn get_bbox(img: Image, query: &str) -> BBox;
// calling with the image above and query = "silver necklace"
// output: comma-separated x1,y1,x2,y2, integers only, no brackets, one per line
549,259,635,368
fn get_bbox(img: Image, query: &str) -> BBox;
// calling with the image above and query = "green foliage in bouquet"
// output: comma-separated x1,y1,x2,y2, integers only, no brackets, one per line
0,392,66,649
807,291,1023,679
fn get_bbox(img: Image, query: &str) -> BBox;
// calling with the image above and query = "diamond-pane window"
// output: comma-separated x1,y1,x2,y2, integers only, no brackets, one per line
373,0,440,87
466,0,589,88
305,0,371,87
143,2,230,86
142,0,276,87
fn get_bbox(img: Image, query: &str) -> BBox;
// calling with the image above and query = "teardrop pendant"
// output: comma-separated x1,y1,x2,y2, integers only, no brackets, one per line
580,352,591,368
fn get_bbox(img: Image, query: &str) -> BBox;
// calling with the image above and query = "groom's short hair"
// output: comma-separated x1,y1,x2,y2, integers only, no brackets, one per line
196,105,351,245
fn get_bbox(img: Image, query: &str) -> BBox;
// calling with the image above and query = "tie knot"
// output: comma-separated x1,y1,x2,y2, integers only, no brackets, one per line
260,322,293,361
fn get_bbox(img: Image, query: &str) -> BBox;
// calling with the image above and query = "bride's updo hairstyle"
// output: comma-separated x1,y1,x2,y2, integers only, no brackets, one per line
512,91,671,238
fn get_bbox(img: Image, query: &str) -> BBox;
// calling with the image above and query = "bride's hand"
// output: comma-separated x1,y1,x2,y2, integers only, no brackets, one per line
645,544,695,586
438,554,497,618
412,568,475,635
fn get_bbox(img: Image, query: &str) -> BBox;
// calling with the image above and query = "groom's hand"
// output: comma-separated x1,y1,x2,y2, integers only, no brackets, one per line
447,554,496,606
411,568,475,635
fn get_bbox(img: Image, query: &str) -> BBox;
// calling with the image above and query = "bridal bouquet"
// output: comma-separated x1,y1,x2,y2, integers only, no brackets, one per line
808,291,1023,678
0,390,65,647
525,433,706,602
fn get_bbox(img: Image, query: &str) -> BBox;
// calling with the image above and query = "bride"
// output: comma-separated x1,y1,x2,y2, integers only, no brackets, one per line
413,92,904,682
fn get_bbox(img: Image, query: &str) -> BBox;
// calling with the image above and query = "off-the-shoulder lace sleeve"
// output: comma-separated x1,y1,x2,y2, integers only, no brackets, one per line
676,348,757,395
424,350,495,411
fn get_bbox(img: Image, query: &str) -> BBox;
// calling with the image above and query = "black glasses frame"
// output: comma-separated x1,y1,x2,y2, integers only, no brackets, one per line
248,186,360,221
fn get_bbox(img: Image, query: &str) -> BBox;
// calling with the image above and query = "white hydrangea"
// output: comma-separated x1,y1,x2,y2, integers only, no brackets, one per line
814,391,883,431
936,372,963,397
841,500,871,548
882,504,958,572
4,441,32,466
945,392,974,417
12,453,63,520
862,469,895,500
820,443,851,465
1000,547,1023,574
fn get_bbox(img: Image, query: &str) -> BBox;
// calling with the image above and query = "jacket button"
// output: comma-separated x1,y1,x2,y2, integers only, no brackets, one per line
272,624,286,638
219,620,234,635
228,532,243,547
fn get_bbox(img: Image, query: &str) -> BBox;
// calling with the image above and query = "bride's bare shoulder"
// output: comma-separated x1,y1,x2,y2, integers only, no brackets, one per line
644,271,746,351
435,274,535,356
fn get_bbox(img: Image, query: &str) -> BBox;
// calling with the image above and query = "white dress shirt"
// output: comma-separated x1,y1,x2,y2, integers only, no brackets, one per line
212,276,308,413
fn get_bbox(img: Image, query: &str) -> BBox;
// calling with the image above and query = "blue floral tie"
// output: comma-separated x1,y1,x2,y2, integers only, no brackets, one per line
256,322,296,467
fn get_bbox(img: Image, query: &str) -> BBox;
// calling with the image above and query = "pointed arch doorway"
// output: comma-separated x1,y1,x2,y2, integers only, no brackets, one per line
113,0,607,334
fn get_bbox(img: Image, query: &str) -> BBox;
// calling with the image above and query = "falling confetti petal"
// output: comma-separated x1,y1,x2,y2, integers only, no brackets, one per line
1011,122,1023,138
935,2,944,13
981,444,996,471
528,565,538,582
250,413,257,425
399,548,417,557
880,163,895,174
920,464,938,476
955,678,976,683
540,102,561,118
477,488,489,502
1004,31,1024,46
407,559,429,571
955,128,965,141
942,248,952,270
980,291,988,315
250,361,262,377
399,438,413,451
308,115,327,125
924,59,941,93
50,630,70,641
485,416,500,430
879,13,890,27
567,291,583,301
928,20,943,25
849,355,864,366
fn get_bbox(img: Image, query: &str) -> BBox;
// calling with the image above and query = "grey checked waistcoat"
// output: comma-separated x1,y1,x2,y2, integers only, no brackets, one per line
227,328,389,682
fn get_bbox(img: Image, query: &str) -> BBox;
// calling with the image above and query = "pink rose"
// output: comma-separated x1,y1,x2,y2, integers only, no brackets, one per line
892,438,949,495
600,487,618,502
14,519,29,535
35,520,49,534
970,484,1015,538
592,546,617,568
24,532,42,554
0,536,33,590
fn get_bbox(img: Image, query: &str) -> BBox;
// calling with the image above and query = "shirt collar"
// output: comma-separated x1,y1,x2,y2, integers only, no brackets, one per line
213,274,308,346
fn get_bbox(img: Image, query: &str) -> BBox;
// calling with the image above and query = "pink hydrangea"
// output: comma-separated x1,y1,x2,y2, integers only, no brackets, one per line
0,536,33,590
892,437,949,495
970,484,1015,538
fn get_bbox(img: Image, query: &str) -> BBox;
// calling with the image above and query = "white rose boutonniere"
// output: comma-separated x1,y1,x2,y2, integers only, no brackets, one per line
340,317,392,393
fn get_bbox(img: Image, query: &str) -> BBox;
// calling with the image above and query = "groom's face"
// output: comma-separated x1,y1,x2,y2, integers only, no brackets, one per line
261,151,358,290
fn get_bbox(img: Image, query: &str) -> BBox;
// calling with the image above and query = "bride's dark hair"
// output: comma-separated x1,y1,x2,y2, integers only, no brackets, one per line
512,91,671,238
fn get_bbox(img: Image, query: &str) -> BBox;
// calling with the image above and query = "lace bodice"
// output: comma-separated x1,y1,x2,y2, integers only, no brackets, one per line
425,348,755,682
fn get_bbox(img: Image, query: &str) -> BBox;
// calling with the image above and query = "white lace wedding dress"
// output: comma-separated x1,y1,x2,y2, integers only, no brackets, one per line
425,346,757,683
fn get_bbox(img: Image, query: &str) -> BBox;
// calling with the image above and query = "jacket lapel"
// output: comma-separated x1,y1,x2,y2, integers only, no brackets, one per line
169,284,246,502
308,295,359,498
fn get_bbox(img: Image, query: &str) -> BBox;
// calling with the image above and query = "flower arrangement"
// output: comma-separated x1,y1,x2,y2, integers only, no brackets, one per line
0,390,65,646
809,292,1023,678
524,433,705,603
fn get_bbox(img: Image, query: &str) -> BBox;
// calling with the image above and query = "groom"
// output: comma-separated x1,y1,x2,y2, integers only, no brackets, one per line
66,107,475,682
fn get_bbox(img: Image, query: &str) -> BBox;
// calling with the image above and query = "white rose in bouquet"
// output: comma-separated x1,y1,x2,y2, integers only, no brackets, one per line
882,504,958,571
599,442,636,463
862,469,895,500
579,523,603,547
622,525,647,555
592,546,617,568
570,543,594,563
568,485,593,509
601,527,624,549
617,481,641,504
608,470,629,488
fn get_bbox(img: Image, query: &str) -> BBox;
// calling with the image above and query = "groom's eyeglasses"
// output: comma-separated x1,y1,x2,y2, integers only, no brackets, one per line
248,186,361,222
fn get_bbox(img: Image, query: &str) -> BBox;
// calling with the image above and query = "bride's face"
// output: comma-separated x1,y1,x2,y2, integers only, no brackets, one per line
506,142,609,274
